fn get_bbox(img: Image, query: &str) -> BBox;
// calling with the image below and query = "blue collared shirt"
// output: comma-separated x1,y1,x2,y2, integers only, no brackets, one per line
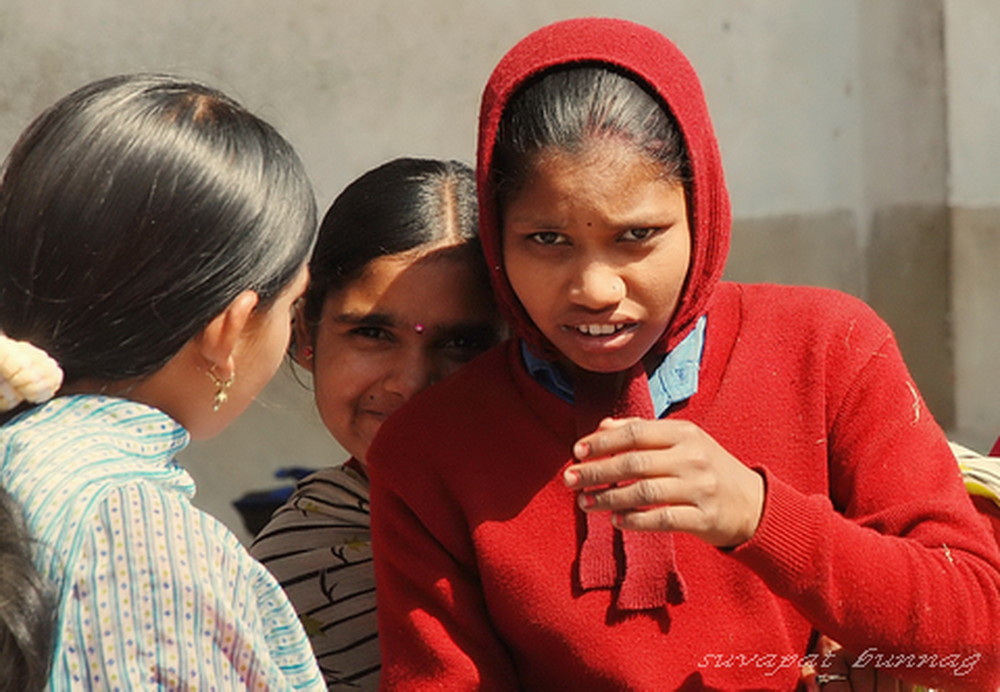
521,315,707,417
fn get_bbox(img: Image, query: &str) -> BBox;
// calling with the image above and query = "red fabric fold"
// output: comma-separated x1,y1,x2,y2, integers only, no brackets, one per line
574,364,686,610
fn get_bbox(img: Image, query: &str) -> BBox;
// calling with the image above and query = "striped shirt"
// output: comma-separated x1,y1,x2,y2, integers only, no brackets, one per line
250,461,378,690
0,395,325,691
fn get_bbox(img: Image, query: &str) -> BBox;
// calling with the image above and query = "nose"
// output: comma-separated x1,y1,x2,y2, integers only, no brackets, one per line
382,346,442,400
569,258,625,311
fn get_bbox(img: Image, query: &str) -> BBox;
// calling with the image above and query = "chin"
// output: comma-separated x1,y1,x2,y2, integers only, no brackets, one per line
567,355,643,375
553,333,655,376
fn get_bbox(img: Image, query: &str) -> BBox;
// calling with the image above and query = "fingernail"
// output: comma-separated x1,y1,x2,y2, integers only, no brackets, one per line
573,441,589,459
578,493,595,509
563,467,579,487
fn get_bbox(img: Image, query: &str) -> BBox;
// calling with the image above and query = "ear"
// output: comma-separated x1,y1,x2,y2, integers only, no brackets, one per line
193,290,260,377
290,299,315,372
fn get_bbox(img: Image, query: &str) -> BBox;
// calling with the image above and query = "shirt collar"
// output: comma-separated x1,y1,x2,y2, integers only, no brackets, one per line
521,315,707,417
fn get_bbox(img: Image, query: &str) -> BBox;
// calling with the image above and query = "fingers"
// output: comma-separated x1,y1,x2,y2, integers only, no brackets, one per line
574,469,758,545
574,417,696,461
578,475,684,512
567,418,706,491
611,504,703,533
565,417,765,546
565,446,695,491
815,638,854,690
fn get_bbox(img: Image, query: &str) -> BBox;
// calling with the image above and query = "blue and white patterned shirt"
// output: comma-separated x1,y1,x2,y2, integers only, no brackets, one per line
0,395,325,691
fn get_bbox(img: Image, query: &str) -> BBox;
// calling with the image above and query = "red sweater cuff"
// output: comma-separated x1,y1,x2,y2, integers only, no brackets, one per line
730,466,827,590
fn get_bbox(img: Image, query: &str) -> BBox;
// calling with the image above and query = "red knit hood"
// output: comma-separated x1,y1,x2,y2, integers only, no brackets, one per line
476,17,731,362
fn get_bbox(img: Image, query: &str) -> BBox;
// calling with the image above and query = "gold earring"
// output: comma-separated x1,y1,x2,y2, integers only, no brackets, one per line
206,368,234,412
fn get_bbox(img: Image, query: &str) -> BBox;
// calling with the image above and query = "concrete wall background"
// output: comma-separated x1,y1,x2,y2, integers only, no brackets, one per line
1,1,996,542
945,1,1000,449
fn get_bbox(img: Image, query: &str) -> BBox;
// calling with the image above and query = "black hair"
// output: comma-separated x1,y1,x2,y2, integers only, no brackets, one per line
0,486,54,691
491,65,690,209
302,157,481,326
0,74,317,387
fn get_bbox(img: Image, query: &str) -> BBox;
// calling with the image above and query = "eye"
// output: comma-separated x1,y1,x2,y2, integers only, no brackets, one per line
349,326,393,342
438,328,500,360
620,227,659,242
527,231,568,246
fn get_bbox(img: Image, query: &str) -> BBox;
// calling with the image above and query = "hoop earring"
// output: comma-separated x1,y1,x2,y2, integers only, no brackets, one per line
206,368,235,412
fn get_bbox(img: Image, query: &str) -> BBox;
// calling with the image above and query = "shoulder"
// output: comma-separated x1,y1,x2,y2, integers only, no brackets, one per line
280,464,371,516
376,340,518,439
425,340,515,396
718,282,892,348
366,341,528,495
250,464,372,562
732,282,882,320
76,479,250,576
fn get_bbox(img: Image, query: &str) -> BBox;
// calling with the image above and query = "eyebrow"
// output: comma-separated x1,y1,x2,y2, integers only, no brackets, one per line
504,216,566,229
331,312,398,327
505,209,681,230
434,322,499,339
332,312,498,340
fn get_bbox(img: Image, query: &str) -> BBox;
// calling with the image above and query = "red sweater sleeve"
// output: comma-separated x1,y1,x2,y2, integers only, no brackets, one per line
732,330,1000,689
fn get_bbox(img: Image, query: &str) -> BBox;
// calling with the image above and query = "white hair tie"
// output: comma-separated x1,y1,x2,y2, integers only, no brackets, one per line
0,334,65,412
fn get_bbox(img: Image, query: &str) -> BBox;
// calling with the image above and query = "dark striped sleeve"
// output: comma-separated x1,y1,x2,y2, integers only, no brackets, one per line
251,466,380,689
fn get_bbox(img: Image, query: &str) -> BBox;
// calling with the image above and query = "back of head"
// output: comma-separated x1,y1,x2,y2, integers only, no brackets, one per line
0,74,317,388
302,157,480,325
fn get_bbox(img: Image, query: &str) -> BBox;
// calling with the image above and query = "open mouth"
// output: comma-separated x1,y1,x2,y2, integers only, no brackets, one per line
568,323,634,337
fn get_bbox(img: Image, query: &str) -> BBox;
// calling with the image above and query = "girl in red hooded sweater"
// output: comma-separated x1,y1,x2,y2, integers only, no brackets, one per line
366,18,1000,691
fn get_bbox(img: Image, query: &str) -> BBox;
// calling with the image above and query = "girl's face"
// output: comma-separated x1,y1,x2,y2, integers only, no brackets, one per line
502,139,691,374
304,248,500,463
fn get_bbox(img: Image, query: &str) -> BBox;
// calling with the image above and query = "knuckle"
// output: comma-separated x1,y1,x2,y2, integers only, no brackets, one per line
656,505,675,530
696,474,719,499
622,451,651,476
575,468,597,488
687,446,712,472
633,479,660,507
622,420,644,447
673,419,699,438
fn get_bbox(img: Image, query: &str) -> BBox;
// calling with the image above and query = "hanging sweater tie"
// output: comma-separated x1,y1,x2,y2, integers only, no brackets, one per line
573,363,687,611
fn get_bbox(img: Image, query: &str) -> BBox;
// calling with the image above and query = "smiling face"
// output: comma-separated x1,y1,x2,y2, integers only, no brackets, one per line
305,247,501,463
502,139,691,373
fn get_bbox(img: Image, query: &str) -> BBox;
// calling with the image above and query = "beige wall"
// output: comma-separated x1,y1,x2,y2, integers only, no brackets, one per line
2,1,996,541
945,1,1000,451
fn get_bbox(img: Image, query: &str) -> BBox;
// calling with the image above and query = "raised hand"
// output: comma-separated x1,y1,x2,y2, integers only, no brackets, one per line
564,417,765,547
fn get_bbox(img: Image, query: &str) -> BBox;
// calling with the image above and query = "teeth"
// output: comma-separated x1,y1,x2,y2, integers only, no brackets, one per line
576,324,625,336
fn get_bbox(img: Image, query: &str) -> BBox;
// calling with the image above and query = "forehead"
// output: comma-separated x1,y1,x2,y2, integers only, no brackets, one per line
506,140,682,221
323,249,492,323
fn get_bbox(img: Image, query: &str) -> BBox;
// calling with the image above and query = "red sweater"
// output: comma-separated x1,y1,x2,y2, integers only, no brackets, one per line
368,283,1000,690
